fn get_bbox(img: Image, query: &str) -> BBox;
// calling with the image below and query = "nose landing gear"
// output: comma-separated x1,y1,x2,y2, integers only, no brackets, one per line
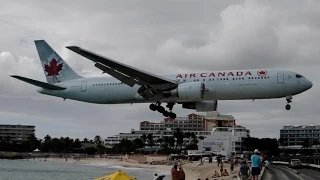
285,96,292,110
149,102,176,119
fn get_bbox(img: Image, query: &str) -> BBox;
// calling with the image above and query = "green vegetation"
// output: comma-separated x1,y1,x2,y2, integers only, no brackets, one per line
0,128,204,155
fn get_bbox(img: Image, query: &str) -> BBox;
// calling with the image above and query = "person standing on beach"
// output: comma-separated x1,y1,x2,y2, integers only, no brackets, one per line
171,164,179,180
238,160,250,180
251,149,261,180
178,166,185,180
219,161,224,176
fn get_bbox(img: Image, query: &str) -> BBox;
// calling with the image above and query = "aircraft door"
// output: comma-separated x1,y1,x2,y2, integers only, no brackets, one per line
277,73,284,84
81,81,87,92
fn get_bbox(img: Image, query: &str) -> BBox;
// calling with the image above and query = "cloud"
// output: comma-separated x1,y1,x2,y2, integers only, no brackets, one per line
0,0,319,140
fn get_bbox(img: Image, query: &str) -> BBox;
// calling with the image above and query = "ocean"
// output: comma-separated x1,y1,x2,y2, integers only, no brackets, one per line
0,159,170,180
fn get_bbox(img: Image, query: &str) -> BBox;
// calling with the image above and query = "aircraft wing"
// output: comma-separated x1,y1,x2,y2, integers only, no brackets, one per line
66,46,178,99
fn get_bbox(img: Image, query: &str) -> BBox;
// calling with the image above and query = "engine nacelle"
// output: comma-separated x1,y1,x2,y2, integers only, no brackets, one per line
163,82,205,101
182,101,218,112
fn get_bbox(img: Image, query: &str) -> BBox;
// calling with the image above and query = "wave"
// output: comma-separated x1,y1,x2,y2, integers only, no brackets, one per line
80,162,151,171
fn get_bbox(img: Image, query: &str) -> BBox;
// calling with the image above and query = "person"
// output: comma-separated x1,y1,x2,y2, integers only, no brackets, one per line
220,161,224,176
153,173,158,180
251,149,262,180
264,160,270,169
222,169,229,176
178,166,185,180
171,164,179,180
212,170,220,178
230,161,234,172
217,156,221,167
238,160,250,180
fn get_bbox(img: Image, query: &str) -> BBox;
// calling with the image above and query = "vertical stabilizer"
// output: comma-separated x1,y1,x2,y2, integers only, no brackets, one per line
34,40,82,84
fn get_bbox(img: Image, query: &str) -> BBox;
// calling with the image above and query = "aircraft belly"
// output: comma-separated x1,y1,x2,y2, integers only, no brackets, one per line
206,82,237,100
237,84,260,99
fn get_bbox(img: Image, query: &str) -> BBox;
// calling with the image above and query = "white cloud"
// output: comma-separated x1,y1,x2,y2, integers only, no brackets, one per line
0,0,318,140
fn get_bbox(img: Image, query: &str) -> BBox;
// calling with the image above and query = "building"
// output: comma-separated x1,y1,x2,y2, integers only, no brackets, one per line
105,111,246,152
140,113,205,131
280,125,320,146
0,124,35,141
197,125,250,156
139,111,235,131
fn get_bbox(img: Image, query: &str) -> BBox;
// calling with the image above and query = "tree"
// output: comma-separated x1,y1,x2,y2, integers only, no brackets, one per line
173,128,184,150
312,138,320,152
302,138,311,149
141,134,147,147
147,133,154,147
94,135,102,145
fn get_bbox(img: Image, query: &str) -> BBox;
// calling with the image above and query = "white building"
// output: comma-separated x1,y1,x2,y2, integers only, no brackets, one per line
104,111,249,152
197,126,250,157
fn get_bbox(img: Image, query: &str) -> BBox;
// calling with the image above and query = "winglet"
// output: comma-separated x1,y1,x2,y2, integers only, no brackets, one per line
66,46,81,52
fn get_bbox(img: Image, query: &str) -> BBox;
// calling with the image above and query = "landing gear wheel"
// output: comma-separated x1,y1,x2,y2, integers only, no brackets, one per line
285,104,291,110
157,106,165,113
149,104,157,111
163,111,170,117
169,112,176,119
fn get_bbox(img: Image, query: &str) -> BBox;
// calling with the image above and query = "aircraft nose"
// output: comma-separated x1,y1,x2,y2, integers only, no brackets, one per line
306,79,313,89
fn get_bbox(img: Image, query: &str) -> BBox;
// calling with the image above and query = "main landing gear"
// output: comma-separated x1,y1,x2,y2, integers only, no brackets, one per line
149,102,177,119
285,96,292,110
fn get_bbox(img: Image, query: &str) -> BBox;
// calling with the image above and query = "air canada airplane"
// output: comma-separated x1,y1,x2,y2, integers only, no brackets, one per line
11,40,313,119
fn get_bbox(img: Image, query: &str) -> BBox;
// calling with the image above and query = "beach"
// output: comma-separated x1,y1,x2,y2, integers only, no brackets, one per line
47,157,239,180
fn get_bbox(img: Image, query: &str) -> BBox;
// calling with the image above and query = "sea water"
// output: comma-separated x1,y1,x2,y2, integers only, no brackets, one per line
0,159,171,180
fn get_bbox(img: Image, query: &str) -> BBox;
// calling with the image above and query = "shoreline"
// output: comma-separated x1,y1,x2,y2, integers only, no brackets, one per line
45,157,237,180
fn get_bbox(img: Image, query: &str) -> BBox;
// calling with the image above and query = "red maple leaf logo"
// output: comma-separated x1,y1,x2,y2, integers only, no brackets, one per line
44,58,63,76
257,70,267,76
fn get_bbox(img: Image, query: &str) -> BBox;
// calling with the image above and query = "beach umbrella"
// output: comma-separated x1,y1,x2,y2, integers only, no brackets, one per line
94,170,136,180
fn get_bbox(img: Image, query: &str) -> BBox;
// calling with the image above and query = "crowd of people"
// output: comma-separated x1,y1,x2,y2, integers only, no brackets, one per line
167,148,266,180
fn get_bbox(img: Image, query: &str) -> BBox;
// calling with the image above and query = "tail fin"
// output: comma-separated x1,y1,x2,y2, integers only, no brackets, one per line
34,40,82,84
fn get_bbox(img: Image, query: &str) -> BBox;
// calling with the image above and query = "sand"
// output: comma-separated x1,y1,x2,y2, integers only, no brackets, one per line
46,157,241,180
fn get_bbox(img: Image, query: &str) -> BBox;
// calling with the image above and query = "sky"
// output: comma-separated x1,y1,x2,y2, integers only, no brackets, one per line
0,0,319,141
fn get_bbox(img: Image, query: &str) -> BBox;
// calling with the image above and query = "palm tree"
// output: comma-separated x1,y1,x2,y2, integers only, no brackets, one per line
156,138,163,147
147,133,154,147
141,134,147,147
167,136,175,149
173,128,184,150
82,138,89,143
278,138,287,153
184,132,191,145
302,138,311,149
94,135,102,145
312,138,320,152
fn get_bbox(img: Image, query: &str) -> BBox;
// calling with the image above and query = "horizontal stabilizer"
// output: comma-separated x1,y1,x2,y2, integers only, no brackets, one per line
10,75,66,90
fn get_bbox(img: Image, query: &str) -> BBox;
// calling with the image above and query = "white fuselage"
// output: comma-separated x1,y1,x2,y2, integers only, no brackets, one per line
37,69,313,104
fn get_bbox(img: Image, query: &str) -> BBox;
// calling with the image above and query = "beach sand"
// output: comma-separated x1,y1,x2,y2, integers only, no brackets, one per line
47,157,240,180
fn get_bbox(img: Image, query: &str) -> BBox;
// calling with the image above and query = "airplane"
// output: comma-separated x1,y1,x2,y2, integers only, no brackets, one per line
10,40,313,119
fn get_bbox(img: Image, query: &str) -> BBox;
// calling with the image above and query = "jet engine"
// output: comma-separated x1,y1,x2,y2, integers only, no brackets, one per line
163,82,205,101
182,101,218,112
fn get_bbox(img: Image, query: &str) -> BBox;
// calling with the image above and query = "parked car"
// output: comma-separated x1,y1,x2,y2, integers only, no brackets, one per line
288,159,303,169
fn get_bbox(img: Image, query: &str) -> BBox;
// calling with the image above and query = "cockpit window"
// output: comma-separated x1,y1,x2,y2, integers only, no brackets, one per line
296,74,304,78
